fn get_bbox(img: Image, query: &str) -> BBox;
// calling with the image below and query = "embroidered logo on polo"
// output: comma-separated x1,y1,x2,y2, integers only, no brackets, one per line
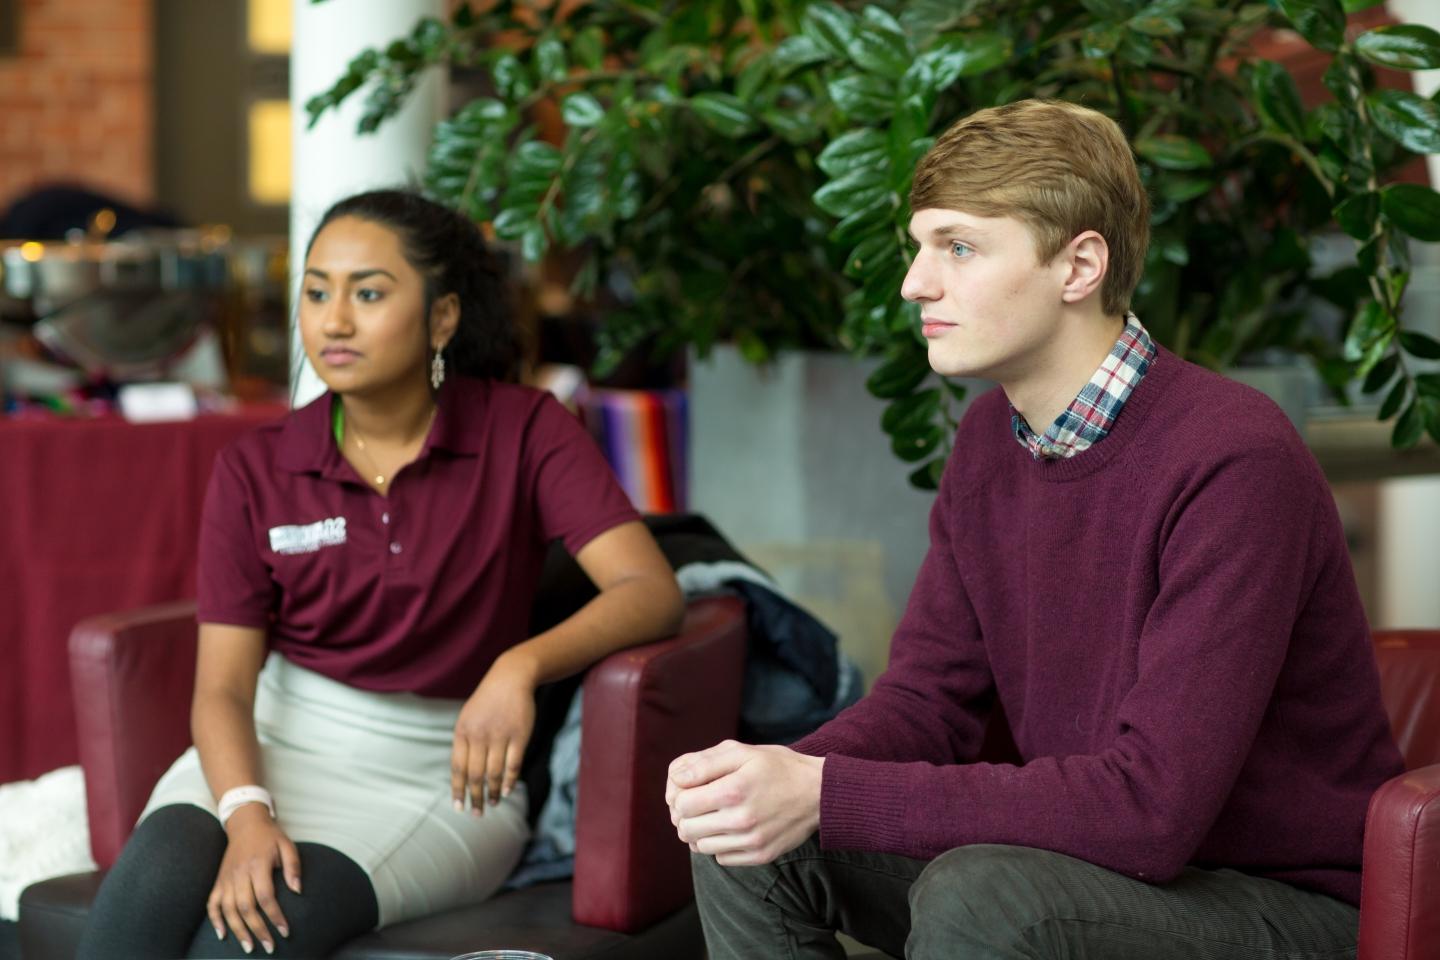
268,517,347,555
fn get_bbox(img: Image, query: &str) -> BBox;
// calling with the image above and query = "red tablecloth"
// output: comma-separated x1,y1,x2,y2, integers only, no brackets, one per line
0,406,286,783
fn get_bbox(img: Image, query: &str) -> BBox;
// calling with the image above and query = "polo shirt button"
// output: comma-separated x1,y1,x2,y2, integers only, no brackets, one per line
381,512,390,524
389,542,402,555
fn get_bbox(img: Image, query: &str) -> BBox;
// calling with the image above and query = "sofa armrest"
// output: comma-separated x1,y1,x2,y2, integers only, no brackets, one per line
1358,763,1440,960
572,596,747,932
69,601,199,869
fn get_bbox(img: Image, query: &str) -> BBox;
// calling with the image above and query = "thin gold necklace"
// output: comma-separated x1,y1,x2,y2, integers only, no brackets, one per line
347,406,436,488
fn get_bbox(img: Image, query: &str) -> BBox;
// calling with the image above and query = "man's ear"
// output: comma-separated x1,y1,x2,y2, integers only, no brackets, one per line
1059,231,1109,305
430,292,460,350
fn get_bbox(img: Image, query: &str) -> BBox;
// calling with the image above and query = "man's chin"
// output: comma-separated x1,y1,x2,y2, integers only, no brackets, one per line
925,345,986,380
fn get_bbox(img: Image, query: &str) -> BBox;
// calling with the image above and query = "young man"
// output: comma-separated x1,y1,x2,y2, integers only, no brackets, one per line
665,99,1404,959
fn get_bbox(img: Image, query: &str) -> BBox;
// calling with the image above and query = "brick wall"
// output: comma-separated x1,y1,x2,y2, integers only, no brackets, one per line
0,0,153,215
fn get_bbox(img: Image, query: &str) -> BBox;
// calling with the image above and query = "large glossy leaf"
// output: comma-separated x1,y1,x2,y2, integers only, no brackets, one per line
827,74,897,122
828,193,897,245
1401,330,1440,359
492,54,533,101
1382,183,1440,242
802,1,858,60
866,348,932,398
1080,0,1136,18
491,205,537,241
1355,24,1440,70
814,170,892,218
690,93,757,139
1156,173,1214,203
1083,23,1124,58
1135,135,1213,171
573,26,605,71
908,457,946,491
509,140,562,190
1273,0,1346,53
561,93,605,128
1361,352,1399,394
1378,378,1408,420
772,35,832,76
925,32,1013,89
1393,399,1425,447
1342,299,1390,362
535,37,567,83
891,424,946,462
844,230,902,281
1332,191,1378,241
1251,60,1306,140
1367,89,1440,154
1129,10,1183,38
847,23,912,78
817,128,890,178
881,388,942,433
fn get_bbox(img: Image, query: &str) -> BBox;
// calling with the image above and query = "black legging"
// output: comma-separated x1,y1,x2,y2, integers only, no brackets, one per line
79,804,379,959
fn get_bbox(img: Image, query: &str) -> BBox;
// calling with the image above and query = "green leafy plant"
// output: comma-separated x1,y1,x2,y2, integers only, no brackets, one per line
308,0,1440,488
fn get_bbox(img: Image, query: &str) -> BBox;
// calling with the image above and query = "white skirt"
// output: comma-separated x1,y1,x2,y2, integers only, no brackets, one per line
142,652,531,928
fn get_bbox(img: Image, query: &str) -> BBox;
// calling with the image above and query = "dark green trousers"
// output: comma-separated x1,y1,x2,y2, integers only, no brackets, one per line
691,838,1359,959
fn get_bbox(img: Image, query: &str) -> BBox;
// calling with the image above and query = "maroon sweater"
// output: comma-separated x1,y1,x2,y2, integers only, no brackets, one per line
793,348,1403,905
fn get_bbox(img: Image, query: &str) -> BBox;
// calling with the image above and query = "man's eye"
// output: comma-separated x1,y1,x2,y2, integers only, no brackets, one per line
950,241,974,258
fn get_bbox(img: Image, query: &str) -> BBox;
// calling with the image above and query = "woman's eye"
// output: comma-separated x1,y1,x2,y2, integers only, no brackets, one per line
950,241,974,258
304,288,327,303
356,288,383,303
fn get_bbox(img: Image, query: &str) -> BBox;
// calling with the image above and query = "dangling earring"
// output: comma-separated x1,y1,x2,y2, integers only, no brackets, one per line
431,349,446,390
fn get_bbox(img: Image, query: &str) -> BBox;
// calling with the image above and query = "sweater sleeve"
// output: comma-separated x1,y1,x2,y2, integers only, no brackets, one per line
812,448,1322,884
791,461,994,765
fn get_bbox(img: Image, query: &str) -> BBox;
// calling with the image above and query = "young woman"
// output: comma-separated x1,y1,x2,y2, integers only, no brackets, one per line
79,190,685,958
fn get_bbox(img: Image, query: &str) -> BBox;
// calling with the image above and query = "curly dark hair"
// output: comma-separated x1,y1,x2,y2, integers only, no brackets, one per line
305,189,518,381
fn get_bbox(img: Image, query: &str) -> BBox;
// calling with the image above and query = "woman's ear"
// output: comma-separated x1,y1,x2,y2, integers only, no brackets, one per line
1059,230,1109,305
430,292,460,350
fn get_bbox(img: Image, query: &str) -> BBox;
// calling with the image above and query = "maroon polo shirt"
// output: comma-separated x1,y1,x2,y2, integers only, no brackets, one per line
196,377,640,697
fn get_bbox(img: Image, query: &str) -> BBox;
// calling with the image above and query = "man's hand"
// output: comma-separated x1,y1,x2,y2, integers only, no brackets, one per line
665,740,824,866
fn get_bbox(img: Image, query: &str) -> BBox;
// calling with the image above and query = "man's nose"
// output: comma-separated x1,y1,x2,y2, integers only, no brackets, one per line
901,254,939,303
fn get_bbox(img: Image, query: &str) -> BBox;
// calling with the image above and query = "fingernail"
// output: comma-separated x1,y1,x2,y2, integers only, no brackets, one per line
263,940,275,955
501,785,511,797
453,799,463,813
278,924,289,938
214,926,224,941
241,940,253,955
288,876,300,894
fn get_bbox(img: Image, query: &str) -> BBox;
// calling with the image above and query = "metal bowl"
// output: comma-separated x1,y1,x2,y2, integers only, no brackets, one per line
1,229,231,376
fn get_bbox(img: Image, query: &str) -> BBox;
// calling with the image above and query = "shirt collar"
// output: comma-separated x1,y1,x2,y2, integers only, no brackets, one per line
275,378,486,476
1011,312,1155,460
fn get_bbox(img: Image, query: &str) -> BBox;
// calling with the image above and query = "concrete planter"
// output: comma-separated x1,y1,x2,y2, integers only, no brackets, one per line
688,344,979,685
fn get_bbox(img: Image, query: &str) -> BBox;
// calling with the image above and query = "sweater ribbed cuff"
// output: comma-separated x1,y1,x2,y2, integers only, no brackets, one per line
789,730,849,758
817,754,912,853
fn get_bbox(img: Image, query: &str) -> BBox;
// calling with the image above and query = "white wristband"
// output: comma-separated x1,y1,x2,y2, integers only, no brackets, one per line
218,785,276,826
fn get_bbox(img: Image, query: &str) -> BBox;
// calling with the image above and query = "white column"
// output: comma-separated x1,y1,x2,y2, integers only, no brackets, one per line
288,0,447,406
1377,1,1440,628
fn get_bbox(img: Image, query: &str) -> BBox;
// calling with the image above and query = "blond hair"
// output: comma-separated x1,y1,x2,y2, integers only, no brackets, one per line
910,99,1149,316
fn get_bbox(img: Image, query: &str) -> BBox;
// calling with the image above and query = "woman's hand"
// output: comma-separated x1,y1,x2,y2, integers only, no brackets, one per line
451,649,539,815
207,805,301,954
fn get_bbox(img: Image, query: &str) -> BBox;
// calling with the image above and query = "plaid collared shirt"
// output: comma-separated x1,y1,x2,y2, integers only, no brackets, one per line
1012,312,1155,460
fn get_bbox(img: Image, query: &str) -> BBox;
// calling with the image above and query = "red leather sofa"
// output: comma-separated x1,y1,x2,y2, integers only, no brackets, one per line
19,595,747,959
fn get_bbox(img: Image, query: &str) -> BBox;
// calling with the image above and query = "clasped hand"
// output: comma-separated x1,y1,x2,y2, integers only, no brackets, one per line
451,650,538,815
665,739,824,866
